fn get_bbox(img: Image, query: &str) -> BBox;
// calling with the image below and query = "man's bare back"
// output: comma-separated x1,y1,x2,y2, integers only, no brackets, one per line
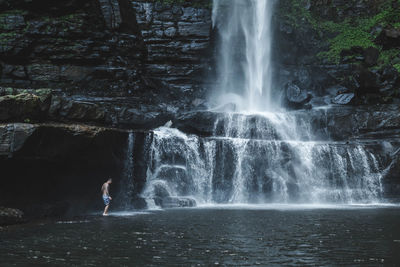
101,182,110,196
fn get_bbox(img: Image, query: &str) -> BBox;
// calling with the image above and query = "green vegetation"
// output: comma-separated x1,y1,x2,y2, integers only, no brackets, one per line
379,49,400,65
318,4,400,63
394,63,400,72
317,24,377,63
283,0,400,65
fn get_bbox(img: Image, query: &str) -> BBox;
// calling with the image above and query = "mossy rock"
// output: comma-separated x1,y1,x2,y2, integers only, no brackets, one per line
0,93,48,121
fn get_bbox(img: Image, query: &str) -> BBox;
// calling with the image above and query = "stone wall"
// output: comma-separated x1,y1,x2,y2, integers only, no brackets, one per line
132,0,212,100
0,0,213,105
0,0,145,96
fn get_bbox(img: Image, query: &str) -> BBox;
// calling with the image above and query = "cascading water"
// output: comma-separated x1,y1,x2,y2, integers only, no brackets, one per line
137,0,386,207
116,132,135,209
212,0,276,111
143,113,384,205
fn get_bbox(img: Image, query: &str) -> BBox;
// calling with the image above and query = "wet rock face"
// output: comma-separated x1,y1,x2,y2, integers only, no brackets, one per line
384,150,400,200
172,104,400,142
0,0,145,96
0,0,212,104
131,0,212,101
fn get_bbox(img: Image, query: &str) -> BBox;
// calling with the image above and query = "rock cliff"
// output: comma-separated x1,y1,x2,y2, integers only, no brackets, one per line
0,0,212,120
0,0,399,221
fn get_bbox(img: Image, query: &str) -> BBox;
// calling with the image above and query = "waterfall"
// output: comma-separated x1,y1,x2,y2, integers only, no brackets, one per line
143,114,384,205
117,132,135,209
212,0,276,111
138,1,387,207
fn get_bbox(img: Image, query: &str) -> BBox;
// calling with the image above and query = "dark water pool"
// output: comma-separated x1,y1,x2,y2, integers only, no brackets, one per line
1,205,400,266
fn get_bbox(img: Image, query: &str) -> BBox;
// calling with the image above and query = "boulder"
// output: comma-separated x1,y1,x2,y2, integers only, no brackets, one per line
363,47,379,66
284,81,311,109
375,28,400,49
354,67,380,95
332,93,355,105
152,182,171,199
0,207,25,226
175,111,218,136
381,65,399,81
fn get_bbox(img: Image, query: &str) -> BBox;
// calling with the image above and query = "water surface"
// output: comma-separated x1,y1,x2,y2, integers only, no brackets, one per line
1,205,400,266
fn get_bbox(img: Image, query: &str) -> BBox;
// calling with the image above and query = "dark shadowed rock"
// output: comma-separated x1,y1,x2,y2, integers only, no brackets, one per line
0,207,25,226
354,67,380,95
375,28,400,49
175,111,218,136
363,47,379,66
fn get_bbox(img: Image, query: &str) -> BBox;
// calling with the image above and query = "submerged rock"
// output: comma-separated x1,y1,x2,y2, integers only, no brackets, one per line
0,207,25,226
158,197,196,208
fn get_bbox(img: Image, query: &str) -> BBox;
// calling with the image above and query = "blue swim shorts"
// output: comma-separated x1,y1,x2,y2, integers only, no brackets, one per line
103,195,110,206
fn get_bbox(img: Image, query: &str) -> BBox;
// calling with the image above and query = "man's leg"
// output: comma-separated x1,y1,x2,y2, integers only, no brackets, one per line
103,205,109,216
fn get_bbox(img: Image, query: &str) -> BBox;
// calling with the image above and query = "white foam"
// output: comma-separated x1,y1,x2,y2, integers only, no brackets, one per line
107,211,153,217
195,203,400,210
56,220,90,224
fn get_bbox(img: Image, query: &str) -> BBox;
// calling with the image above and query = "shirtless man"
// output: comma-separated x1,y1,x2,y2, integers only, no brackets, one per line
101,178,112,216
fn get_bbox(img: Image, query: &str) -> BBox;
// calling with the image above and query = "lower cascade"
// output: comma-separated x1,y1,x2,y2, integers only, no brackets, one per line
127,0,390,208
140,112,385,207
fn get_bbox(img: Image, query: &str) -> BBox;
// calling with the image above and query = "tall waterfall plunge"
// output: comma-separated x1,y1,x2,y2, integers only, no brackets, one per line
133,0,387,207
212,0,276,111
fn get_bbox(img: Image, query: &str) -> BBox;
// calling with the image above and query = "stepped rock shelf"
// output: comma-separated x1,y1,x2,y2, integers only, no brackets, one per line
1,104,399,220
